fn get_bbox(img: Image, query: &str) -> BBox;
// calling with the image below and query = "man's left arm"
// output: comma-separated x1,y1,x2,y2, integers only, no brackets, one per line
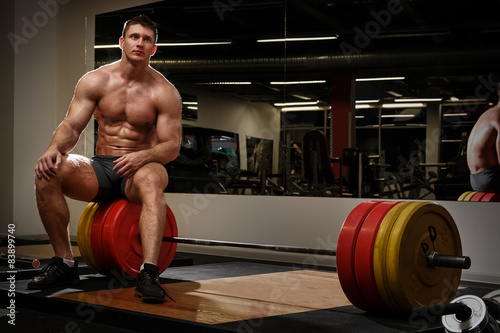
113,82,182,178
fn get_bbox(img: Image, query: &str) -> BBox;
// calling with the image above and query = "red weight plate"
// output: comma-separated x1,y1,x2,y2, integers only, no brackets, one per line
337,201,384,311
101,199,130,273
90,200,119,273
470,192,487,201
355,201,401,311
102,199,178,277
481,193,500,202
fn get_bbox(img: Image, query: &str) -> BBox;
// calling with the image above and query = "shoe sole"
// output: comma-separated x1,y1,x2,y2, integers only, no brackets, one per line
134,289,165,304
27,278,80,290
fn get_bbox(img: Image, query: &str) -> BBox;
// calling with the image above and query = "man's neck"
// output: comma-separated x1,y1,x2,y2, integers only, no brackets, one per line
118,57,149,81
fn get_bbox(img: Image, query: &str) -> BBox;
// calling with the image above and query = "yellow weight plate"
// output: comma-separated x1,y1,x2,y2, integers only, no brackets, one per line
77,202,103,273
457,191,476,201
463,191,477,201
373,201,414,312
386,202,462,313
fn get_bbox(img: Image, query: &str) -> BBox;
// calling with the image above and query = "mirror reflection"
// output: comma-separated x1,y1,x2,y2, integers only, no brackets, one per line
94,1,500,200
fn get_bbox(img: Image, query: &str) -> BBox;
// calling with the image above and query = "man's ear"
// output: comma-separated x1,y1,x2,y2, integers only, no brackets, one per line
151,45,157,56
119,36,124,49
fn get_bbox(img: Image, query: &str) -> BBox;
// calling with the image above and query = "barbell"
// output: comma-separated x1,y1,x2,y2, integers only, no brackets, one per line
77,198,471,314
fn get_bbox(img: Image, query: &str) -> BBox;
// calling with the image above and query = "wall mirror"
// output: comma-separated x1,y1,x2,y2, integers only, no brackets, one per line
94,1,500,200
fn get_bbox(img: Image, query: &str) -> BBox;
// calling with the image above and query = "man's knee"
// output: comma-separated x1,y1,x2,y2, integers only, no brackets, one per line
130,164,169,198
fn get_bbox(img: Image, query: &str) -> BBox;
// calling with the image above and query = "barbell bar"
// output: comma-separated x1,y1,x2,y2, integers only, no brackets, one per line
77,198,473,314
161,236,470,270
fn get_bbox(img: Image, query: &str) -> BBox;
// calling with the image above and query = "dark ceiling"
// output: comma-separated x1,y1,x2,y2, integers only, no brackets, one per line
94,0,500,106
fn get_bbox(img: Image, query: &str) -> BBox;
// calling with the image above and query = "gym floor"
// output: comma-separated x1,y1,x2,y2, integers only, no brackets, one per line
1,239,498,332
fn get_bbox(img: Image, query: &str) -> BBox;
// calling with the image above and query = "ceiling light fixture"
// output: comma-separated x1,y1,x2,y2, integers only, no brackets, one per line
281,106,331,112
356,77,405,82
196,82,252,85
257,36,338,43
381,114,416,118
274,101,319,107
94,41,232,49
270,80,326,85
356,99,380,104
355,104,373,109
382,103,425,108
394,98,442,102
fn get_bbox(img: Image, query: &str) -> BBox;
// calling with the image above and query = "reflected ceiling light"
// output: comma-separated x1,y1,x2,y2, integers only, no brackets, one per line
186,106,198,110
94,41,232,48
382,103,425,108
281,106,331,112
381,114,416,118
182,101,198,105
387,91,403,97
290,94,313,100
270,80,326,85
443,113,467,117
394,98,442,102
355,104,373,109
355,115,366,119
356,77,405,82
274,101,319,107
257,36,338,42
356,99,380,104
196,82,252,85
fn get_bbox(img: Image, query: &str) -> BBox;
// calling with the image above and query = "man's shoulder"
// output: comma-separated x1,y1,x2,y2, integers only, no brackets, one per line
148,67,179,94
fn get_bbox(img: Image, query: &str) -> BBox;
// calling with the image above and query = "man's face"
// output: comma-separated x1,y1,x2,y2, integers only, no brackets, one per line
120,24,157,61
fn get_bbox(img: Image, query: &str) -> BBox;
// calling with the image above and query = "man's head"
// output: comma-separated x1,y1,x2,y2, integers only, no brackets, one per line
122,15,158,44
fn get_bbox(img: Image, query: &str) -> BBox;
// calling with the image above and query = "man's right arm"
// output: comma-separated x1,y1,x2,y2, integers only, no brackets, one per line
35,72,100,180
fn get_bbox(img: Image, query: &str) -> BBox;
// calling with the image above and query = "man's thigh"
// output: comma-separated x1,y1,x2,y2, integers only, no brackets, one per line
59,154,99,201
124,162,168,205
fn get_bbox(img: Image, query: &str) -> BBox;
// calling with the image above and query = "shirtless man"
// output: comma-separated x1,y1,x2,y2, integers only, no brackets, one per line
467,84,500,193
28,15,182,303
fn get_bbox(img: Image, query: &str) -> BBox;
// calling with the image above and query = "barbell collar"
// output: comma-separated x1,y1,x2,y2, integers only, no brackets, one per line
427,252,471,270
162,237,337,256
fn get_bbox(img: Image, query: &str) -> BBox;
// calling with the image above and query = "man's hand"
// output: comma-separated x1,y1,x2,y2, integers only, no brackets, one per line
113,151,148,179
35,148,63,180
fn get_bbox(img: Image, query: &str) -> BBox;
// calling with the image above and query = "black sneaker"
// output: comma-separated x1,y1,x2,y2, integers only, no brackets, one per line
27,256,79,290
134,263,174,303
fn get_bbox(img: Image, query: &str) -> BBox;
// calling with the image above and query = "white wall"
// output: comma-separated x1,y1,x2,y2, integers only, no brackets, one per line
167,194,500,285
181,89,281,174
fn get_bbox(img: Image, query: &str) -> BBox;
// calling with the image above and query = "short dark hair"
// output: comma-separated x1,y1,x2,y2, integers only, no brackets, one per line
122,15,158,43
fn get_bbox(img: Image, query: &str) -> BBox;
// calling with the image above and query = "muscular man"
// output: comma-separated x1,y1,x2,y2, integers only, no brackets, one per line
467,85,500,193
28,15,182,303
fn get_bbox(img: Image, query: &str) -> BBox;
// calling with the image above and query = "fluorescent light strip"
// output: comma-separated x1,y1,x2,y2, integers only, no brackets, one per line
394,98,442,102
94,41,232,49
381,114,416,118
382,103,425,108
182,101,198,105
274,101,319,107
257,36,338,43
196,82,252,85
355,104,372,109
443,113,468,117
356,77,405,82
270,80,326,85
281,106,331,112
356,99,380,104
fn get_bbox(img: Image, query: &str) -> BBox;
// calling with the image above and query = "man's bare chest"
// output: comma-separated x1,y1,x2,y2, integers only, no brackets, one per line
96,84,157,127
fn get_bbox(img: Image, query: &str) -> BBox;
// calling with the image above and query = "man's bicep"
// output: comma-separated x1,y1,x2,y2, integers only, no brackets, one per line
64,74,99,133
157,89,182,144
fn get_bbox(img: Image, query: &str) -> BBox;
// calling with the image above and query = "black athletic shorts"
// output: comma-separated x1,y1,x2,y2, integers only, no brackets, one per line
90,155,128,202
470,166,500,193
